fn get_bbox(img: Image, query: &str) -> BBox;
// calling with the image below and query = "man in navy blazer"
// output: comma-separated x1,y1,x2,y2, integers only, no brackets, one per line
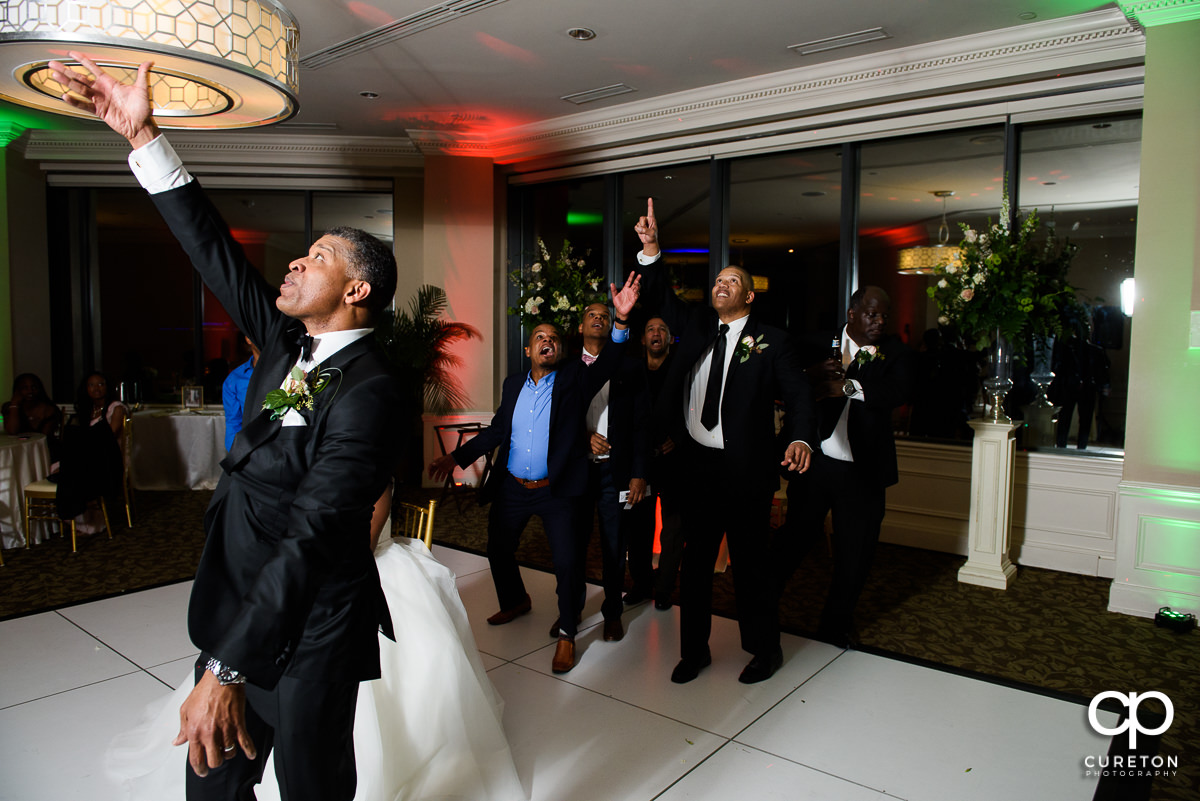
51,56,403,801
429,277,640,674
634,200,815,685
774,287,915,647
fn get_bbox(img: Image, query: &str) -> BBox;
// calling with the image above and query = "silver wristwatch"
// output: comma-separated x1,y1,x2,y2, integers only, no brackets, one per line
206,657,247,686
842,379,858,398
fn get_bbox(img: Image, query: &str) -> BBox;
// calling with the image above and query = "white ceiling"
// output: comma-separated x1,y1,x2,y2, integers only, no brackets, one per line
276,0,1120,141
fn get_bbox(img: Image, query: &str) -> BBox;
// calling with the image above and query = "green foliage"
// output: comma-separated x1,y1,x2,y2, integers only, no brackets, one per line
375,285,481,415
507,238,607,334
926,191,1080,357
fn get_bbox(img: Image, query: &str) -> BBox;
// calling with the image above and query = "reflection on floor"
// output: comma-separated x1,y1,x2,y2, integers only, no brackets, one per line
0,545,1120,801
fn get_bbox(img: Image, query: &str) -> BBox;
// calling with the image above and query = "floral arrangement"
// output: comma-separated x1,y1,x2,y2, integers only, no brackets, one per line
734,334,770,363
262,365,337,420
507,238,607,334
926,190,1078,357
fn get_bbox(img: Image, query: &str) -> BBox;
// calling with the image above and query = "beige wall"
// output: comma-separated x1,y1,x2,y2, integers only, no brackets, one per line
1122,18,1200,488
421,155,497,415
2,139,52,396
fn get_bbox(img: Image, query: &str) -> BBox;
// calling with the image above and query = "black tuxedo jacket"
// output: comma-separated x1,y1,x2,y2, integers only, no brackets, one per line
802,330,915,488
640,258,814,494
587,350,650,490
451,339,627,502
152,181,401,689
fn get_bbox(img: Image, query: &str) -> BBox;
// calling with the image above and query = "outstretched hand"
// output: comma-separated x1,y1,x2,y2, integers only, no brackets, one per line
609,271,642,322
47,52,159,147
634,198,659,257
174,670,256,777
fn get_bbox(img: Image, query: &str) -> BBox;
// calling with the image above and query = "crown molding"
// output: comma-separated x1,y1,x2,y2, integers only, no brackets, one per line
1119,0,1200,27
488,8,1144,165
22,130,423,172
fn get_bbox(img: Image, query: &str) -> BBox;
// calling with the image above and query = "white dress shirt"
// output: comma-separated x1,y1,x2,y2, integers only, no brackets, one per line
821,325,867,461
686,313,749,448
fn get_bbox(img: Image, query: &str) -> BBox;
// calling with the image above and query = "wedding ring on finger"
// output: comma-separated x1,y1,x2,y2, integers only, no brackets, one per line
223,745,237,753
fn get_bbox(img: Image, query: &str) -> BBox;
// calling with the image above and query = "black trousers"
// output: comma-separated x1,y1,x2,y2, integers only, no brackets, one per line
677,445,777,661
626,487,684,603
185,656,359,801
776,454,885,636
575,459,626,621
487,473,584,637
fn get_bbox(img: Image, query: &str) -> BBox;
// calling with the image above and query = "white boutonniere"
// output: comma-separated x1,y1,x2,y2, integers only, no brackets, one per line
262,365,338,420
855,344,884,366
734,334,770,363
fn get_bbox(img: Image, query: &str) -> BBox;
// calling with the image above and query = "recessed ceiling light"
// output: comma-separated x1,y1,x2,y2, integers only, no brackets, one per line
802,191,826,197
731,238,750,244
1042,182,1057,186
1093,123,1112,129
566,27,596,41
969,135,1003,145
1018,11,1037,20
360,91,379,99
376,208,392,214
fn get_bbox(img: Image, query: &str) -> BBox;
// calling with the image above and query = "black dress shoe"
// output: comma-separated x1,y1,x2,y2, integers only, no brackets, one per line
653,598,673,611
738,648,783,684
603,618,624,641
670,653,712,684
815,626,859,649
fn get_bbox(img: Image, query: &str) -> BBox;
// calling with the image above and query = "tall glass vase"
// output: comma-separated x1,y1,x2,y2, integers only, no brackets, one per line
1029,335,1055,408
982,328,1014,424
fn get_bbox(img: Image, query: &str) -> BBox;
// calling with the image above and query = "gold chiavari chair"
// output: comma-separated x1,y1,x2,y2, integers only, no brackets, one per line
395,499,436,548
24,480,111,554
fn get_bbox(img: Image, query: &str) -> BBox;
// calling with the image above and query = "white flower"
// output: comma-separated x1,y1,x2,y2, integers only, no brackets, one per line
974,272,986,284
960,288,975,301
938,279,948,289
588,280,600,291
741,335,756,349
938,315,949,325
963,229,978,243
861,345,877,356
946,264,958,274
531,263,541,273
577,259,586,268
524,296,543,315
551,292,570,312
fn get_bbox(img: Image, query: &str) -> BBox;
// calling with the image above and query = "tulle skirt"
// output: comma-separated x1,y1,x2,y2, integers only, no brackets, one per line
107,537,526,801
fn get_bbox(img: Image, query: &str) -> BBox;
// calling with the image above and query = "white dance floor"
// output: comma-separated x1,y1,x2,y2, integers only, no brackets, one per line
0,545,1122,800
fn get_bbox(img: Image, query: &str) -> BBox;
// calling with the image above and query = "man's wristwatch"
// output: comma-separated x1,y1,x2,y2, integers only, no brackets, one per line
206,657,247,686
842,379,858,398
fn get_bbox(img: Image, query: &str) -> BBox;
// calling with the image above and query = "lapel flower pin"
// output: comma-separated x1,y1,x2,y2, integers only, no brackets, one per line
734,334,770,363
855,344,885,366
262,365,336,420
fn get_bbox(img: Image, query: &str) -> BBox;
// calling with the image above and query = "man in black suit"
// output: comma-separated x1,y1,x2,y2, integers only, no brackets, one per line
50,56,402,800
634,200,815,685
623,317,683,611
575,302,650,642
428,279,640,674
774,286,916,647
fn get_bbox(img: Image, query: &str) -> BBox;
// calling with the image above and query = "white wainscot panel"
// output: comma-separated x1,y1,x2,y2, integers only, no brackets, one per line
886,441,1121,577
1109,482,1200,618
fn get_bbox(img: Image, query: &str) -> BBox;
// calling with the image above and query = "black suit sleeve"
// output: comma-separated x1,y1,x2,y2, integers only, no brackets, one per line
857,341,916,412
453,379,516,468
775,334,816,447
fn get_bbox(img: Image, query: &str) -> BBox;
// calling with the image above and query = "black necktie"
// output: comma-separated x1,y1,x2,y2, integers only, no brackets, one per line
296,331,315,362
700,323,729,430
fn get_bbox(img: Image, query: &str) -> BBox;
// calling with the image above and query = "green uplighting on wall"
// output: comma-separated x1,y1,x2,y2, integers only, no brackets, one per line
0,99,73,135
566,211,603,226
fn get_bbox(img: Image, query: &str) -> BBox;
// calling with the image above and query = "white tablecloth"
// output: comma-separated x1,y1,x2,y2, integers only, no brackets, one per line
0,434,52,548
130,409,227,490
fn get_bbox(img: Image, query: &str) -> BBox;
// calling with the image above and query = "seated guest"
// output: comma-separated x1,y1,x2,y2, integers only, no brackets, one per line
222,334,260,450
5,374,63,462
56,372,127,531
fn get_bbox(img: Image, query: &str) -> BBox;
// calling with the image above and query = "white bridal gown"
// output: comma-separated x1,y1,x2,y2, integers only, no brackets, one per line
107,536,527,801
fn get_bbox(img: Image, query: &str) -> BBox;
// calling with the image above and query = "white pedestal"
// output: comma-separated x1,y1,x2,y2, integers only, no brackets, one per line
958,419,1019,589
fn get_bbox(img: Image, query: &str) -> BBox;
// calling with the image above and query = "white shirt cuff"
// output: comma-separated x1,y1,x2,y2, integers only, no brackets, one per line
127,134,193,194
636,250,662,266
849,379,864,401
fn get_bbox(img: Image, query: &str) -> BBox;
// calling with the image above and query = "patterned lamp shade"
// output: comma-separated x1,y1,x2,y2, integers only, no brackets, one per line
0,0,299,128
897,244,962,275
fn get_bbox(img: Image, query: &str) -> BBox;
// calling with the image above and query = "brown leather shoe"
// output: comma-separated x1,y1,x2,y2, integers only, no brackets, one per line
603,618,624,642
552,636,575,673
487,593,532,626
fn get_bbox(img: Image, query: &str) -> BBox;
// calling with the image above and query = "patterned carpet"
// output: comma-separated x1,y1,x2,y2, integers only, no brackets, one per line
2,485,1195,799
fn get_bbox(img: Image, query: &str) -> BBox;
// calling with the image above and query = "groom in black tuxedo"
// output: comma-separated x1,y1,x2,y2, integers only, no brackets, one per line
634,200,815,685
774,286,915,647
50,56,402,800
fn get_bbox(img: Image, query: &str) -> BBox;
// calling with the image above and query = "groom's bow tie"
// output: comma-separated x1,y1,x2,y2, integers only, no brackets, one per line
295,331,315,362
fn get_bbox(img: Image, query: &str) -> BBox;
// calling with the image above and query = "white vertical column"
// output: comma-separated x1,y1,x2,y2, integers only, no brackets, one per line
958,419,1019,588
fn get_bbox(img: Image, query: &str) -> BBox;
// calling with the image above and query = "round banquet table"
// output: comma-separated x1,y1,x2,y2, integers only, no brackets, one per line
129,408,227,491
0,433,53,548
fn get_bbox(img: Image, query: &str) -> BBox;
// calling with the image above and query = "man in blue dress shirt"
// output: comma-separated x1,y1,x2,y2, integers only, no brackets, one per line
429,275,640,674
221,334,259,451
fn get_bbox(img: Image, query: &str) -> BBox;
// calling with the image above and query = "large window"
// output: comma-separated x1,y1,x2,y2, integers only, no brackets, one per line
54,185,392,405
511,113,1140,454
